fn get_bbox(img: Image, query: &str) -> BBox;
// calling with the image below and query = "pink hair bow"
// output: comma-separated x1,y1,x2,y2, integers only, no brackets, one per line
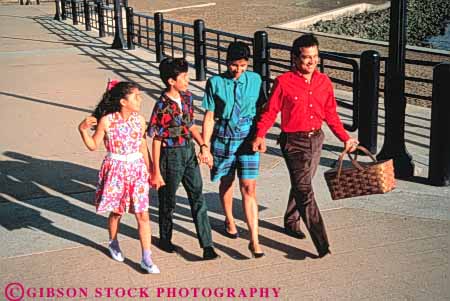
106,79,120,91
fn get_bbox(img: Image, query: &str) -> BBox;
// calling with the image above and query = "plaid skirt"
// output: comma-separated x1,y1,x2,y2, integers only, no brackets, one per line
210,117,260,182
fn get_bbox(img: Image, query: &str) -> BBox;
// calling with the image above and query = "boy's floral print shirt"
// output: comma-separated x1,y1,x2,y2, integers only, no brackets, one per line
147,91,194,147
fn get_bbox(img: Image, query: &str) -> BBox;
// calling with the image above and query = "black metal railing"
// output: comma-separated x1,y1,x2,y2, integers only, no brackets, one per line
306,51,440,106
63,0,120,36
369,57,438,107
103,4,115,35
133,13,155,50
87,1,99,30
203,29,254,75
58,4,360,130
162,19,195,60
55,1,442,109
74,0,84,24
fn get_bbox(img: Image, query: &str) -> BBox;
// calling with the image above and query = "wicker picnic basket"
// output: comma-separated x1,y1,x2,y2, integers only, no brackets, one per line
324,146,396,200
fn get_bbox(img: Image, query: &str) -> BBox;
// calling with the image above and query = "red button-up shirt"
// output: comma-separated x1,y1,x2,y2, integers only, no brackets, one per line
256,70,350,142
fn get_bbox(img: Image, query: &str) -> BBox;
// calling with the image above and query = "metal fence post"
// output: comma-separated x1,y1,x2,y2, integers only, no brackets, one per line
137,18,141,45
253,31,270,102
154,12,164,62
376,0,414,178
111,0,126,49
71,0,78,25
54,0,61,21
125,7,135,50
429,63,450,186
97,2,105,38
83,0,91,31
61,0,67,20
194,19,206,81
358,50,380,154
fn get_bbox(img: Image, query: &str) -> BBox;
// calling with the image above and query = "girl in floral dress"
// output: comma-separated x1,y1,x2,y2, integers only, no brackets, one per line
78,80,159,274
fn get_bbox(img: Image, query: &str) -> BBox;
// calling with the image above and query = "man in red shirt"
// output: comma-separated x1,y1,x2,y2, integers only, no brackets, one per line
252,34,358,257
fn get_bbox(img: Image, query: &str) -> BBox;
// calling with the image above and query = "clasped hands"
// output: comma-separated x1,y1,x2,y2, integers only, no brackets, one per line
197,139,267,168
149,146,214,190
198,146,213,169
252,137,267,153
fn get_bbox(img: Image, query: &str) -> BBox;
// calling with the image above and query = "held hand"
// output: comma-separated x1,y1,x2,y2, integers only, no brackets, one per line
344,137,359,153
206,152,214,169
198,148,214,169
252,137,267,153
151,173,166,190
79,116,97,131
198,147,209,163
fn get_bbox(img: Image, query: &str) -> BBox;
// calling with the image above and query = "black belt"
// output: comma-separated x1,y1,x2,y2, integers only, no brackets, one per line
283,129,322,138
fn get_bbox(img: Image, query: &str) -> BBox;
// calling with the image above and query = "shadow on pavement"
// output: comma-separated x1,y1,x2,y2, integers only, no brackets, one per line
32,16,207,112
149,192,316,261
0,151,138,246
0,91,93,114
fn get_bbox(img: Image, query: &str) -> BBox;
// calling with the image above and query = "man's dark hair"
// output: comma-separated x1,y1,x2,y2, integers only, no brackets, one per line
226,41,251,63
159,57,188,87
291,34,319,58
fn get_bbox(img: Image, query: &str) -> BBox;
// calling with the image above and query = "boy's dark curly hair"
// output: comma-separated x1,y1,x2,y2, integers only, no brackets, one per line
159,57,189,88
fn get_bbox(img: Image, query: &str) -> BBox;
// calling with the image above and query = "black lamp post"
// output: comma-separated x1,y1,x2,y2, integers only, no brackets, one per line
111,0,126,49
376,0,414,178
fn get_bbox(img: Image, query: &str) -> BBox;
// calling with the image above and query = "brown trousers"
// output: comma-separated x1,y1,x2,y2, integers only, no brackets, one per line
280,130,329,253
284,150,321,231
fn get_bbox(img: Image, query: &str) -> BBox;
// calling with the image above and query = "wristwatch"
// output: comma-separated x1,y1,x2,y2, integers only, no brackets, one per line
200,144,208,152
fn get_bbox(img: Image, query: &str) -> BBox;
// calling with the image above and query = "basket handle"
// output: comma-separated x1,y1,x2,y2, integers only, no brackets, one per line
336,145,378,182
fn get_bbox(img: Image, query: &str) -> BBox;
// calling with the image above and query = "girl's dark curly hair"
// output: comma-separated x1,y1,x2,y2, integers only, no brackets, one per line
92,81,138,120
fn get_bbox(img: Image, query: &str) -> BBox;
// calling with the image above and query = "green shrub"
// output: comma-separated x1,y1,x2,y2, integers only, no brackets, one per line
308,0,450,48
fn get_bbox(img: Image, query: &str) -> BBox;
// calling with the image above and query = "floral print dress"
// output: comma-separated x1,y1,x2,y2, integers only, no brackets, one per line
95,112,149,215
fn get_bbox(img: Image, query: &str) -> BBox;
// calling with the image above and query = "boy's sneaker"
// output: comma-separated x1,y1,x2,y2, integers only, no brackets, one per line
140,260,161,274
202,247,220,260
108,243,124,262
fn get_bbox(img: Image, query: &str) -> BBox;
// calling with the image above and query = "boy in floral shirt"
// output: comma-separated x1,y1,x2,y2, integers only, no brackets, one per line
147,57,219,260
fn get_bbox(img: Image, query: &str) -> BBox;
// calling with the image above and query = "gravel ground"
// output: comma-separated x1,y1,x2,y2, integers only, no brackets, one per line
129,0,450,107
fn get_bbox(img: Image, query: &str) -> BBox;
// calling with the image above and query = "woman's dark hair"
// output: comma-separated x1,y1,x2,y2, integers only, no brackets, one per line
226,41,251,63
92,81,138,120
159,57,189,88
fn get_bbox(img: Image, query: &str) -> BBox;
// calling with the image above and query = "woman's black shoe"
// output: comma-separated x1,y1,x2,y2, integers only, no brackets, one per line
223,220,239,239
248,243,265,259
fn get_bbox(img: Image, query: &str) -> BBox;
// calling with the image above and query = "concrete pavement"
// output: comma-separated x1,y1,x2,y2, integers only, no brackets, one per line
0,3,449,300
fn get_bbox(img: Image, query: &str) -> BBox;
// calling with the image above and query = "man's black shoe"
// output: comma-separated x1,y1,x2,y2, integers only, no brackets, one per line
159,240,176,253
202,247,220,260
284,227,306,239
318,248,331,258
